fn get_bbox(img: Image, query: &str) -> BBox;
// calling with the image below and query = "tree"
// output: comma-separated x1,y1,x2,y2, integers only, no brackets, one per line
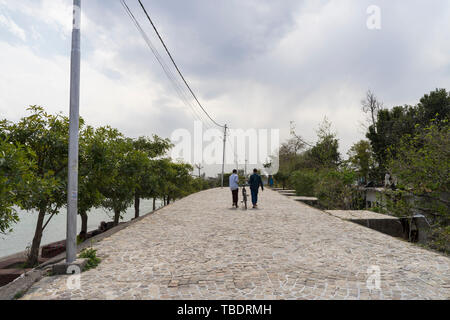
361,90,383,132
163,162,194,204
347,140,374,184
314,168,357,210
278,121,308,174
387,121,449,252
289,170,316,196
366,105,417,177
0,139,34,234
145,158,171,211
274,171,289,189
77,126,115,239
309,118,340,169
0,106,70,266
274,119,340,191
98,131,136,226
366,89,450,181
132,136,172,218
416,88,450,126
190,176,213,192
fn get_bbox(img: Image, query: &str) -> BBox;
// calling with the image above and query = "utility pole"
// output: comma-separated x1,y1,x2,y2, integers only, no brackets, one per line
195,163,204,178
245,159,248,177
221,124,228,188
66,0,81,264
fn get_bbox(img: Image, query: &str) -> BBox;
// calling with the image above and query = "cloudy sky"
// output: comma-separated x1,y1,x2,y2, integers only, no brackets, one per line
0,0,449,175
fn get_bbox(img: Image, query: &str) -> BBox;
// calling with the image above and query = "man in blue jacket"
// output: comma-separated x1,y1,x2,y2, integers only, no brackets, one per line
248,168,264,208
229,169,239,208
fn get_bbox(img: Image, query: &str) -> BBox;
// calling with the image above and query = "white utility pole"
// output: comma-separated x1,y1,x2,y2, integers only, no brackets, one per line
221,124,228,188
245,159,248,177
195,163,204,178
66,0,81,264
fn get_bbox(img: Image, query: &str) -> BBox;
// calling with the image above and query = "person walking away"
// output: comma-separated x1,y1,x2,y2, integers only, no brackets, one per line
249,169,264,208
229,169,239,208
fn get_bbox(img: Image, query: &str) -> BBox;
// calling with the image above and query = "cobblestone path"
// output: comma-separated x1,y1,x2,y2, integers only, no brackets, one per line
23,188,449,300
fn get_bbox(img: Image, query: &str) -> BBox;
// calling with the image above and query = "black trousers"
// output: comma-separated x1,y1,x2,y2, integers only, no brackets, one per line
232,189,239,205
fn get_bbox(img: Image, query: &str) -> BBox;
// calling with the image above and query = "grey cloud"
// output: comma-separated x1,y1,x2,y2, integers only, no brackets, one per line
1,0,449,168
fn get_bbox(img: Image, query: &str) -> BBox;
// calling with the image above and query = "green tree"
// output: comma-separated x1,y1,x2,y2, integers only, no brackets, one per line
277,122,308,174
132,136,172,218
387,121,449,252
289,170,316,196
0,106,70,266
347,140,374,184
98,130,136,226
146,158,171,210
416,88,450,126
366,105,417,177
190,176,214,192
77,126,118,239
0,139,34,234
314,168,357,210
366,89,450,181
274,171,289,189
164,162,194,204
309,118,340,169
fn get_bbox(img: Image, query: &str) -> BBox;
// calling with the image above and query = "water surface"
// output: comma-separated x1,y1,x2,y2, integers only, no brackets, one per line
0,199,162,259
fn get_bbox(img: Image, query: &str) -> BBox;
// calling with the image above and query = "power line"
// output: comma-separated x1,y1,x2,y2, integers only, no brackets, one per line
121,0,225,136
121,0,242,175
120,0,208,126
137,0,225,129
120,0,212,128
226,130,241,170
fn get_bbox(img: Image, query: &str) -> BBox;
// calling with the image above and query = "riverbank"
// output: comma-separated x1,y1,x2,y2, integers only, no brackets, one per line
0,198,174,298
0,203,160,288
0,199,162,259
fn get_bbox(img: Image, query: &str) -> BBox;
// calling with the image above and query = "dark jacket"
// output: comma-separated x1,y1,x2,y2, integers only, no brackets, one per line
249,173,264,191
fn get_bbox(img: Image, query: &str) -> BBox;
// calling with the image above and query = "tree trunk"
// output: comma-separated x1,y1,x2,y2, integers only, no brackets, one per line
26,207,46,267
134,193,140,219
79,211,88,241
164,197,167,206
167,196,170,205
153,198,156,211
114,209,121,226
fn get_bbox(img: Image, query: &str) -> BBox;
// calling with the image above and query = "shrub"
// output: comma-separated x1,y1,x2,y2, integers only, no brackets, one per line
79,248,101,271
13,291,25,300
314,169,357,210
428,226,450,254
289,170,317,196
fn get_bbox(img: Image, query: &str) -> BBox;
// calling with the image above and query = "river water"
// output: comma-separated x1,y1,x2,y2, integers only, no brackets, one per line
0,199,162,259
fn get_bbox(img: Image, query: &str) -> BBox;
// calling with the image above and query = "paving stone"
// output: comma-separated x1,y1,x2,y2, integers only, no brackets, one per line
21,188,450,300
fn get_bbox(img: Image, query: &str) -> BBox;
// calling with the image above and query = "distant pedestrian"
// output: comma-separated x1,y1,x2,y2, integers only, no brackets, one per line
229,169,239,208
248,169,264,208
268,175,274,188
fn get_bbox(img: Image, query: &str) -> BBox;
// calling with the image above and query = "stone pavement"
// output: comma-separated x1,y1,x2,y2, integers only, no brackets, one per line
22,188,449,300
325,210,400,220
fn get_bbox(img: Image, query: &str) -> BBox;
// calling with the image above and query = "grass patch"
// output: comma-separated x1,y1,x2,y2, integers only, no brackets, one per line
76,235,84,245
13,291,25,300
78,248,101,271
45,269,55,277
